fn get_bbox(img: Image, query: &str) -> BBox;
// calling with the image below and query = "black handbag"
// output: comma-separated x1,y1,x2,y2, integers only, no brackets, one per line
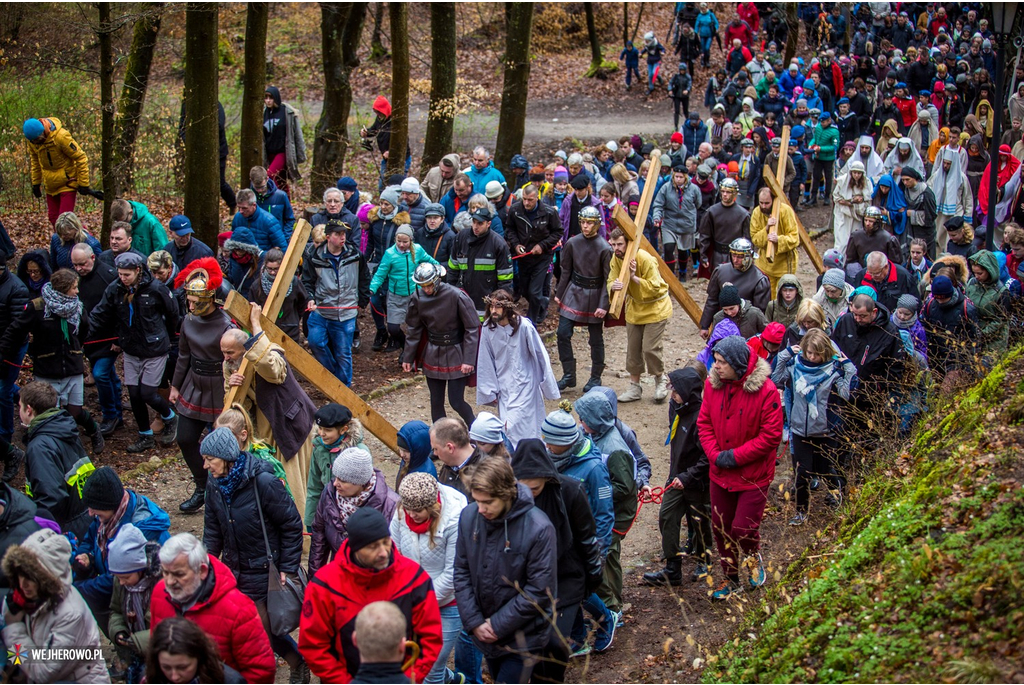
253,475,308,636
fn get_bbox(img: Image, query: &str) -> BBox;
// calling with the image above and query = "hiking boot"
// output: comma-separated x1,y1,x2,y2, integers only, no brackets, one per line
711,579,741,600
617,382,643,403
2,446,25,483
179,488,206,514
126,435,156,453
352,329,361,352
90,429,105,455
594,609,617,653
788,511,807,526
557,361,577,390
157,414,178,447
825,489,844,509
809,477,820,491
288,662,311,684
371,330,388,352
384,338,403,353
691,562,710,582
643,558,683,586
99,417,124,437
653,375,669,403
745,553,767,589
582,376,603,393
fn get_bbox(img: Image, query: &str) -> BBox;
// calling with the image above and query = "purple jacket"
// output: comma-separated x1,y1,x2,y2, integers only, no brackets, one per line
308,468,399,577
559,193,606,244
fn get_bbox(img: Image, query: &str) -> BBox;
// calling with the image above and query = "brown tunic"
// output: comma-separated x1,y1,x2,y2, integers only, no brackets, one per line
555,232,612,324
172,308,235,420
401,282,480,380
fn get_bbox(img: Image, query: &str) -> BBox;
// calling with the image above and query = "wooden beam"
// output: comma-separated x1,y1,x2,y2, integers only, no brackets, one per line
223,290,400,454
609,149,662,318
763,172,826,274
611,204,702,326
224,219,312,406
767,126,791,263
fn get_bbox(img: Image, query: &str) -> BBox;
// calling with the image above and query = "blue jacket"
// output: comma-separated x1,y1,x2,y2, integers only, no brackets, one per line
440,187,470,225
778,70,804,99
557,434,615,553
695,10,719,38
395,421,438,489
682,119,708,156
619,45,639,66
50,232,101,271
252,178,295,240
73,491,171,606
231,205,288,251
466,162,507,196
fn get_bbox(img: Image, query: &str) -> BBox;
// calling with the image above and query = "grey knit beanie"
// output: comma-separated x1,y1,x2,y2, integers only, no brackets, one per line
107,523,149,574
396,224,414,240
822,268,847,289
332,447,374,485
896,294,920,313
714,335,751,377
541,408,579,446
200,427,241,462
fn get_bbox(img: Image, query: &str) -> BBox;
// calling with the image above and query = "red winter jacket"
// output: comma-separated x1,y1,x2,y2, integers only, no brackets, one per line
697,348,783,491
299,539,442,684
149,555,275,684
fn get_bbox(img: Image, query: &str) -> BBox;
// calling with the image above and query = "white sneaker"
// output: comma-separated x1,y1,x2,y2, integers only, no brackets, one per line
617,382,643,403
653,375,669,403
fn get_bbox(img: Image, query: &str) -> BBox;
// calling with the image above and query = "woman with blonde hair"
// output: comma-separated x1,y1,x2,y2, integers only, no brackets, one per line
215,402,291,496
389,472,466,683
50,211,101,269
609,162,639,203
781,298,828,348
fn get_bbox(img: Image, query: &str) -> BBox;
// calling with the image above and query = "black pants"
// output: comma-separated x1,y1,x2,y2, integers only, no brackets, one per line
556,316,604,376
426,376,475,427
788,177,802,209
672,96,690,130
664,243,688,277
177,415,211,489
533,603,580,684
658,487,713,561
219,156,236,212
791,433,840,513
485,653,534,684
127,383,171,434
517,254,552,324
811,159,833,202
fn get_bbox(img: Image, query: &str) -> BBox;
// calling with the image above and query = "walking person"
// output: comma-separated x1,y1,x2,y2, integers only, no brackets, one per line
23,117,97,226
697,336,783,599
262,86,305,196
506,184,563,324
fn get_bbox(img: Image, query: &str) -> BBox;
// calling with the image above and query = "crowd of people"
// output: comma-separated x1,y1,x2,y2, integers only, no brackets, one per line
0,2,1021,684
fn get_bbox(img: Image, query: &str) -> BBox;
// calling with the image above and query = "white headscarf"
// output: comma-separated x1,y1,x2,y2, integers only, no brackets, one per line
928,147,966,215
883,138,925,177
854,135,885,182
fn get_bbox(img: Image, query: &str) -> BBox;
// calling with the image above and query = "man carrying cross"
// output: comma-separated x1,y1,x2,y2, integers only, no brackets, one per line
750,187,800,294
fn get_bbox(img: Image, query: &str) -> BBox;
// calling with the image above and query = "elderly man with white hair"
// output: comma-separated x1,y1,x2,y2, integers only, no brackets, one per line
149,533,275,684
465,146,506,196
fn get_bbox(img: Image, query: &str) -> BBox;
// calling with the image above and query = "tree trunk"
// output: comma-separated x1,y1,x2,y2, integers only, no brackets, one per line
311,2,367,201
182,3,220,245
622,3,629,47
585,3,603,69
240,2,268,187
385,2,409,180
494,3,534,182
784,4,799,65
112,3,163,194
421,2,456,175
98,2,115,243
370,2,388,60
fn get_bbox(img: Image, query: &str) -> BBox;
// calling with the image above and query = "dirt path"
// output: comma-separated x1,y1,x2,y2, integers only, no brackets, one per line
136,221,836,682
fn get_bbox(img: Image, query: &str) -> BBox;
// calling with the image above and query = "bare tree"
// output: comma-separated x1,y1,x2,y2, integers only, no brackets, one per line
494,3,534,181
182,2,221,244
421,2,457,174
370,2,388,60
385,2,409,179
310,2,367,201
98,2,115,241
784,4,799,64
240,2,268,186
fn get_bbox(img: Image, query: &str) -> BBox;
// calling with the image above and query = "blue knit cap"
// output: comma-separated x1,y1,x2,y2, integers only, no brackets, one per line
23,118,44,141
541,408,579,446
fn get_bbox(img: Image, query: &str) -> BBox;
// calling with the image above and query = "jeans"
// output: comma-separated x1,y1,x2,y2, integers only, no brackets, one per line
307,311,356,386
646,62,658,91
517,254,552,324
700,36,713,65
571,591,612,644
90,356,123,422
624,63,641,87
453,629,483,683
0,342,27,441
425,604,463,683
485,653,533,684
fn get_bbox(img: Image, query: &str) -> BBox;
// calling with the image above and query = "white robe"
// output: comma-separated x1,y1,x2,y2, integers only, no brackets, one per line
831,172,873,256
476,317,560,448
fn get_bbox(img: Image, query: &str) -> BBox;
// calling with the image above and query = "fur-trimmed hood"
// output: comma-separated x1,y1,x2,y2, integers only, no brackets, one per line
922,253,969,288
2,529,72,602
368,208,411,226
708,352,772,394
223,238,263,258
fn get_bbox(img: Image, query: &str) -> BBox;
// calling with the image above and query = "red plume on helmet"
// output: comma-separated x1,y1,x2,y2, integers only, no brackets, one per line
175,257,223,291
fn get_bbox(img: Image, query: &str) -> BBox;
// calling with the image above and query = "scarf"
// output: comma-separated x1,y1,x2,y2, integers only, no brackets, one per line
214,452,248,507
792,356,838,421
260,270,293,298
873,174,908,235
892,311,919,330
676,183,688,210
123,575,157,633
41,282,82,330
98,491,130,554
336,470,376,529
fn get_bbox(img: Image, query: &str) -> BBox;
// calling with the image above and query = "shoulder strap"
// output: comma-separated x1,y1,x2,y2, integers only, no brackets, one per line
251,471,274,563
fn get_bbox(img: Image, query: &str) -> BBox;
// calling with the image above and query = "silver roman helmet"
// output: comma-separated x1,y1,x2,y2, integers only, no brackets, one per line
412,262,446,287
729,237,755,271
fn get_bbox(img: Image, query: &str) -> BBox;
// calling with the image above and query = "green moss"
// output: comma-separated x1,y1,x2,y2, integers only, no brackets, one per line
704,348,1024,683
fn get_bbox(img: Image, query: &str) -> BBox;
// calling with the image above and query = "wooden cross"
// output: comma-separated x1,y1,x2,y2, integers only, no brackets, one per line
766,126,791,263
223,290,400,453
609,150,663,318
762,130,825,274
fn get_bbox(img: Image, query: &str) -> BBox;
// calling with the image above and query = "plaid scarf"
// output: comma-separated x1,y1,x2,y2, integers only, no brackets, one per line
97,491,130,554
41,282,82,330
260,270,293,298
336,470,376,531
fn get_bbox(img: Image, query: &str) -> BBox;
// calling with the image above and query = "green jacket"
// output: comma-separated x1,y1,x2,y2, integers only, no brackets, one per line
128,201,169,256
303,419,367,528
812,123,840,161
369,243,439,297
108,577,153,655
966,250,1008,355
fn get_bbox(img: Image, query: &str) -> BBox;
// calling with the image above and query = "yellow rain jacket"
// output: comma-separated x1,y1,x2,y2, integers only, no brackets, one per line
27,117,90,195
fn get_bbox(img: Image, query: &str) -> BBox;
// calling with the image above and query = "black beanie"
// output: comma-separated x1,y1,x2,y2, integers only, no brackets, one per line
719,284,742,308
346,508,391,555
570,175,590,190
82,466,125,511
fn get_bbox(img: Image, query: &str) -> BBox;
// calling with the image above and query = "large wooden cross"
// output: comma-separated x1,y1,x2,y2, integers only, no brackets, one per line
763,127,825,274
609,150,663,318
222,218,399,453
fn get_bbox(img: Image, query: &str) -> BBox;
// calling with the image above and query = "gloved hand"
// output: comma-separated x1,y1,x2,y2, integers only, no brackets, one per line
77,185,91,196
31,184,41,198
715,449,737,469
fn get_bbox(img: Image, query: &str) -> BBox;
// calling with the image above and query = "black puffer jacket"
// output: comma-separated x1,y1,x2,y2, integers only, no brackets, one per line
667,367,710,490
510,439,603,607
89,269,179,359
203,455,304,602
23,409,92,539
0,297,89,379
921,289,979,374
831,302,907,388
76,261,118,359
0,269,30,336
453,482,556,659
0,483,42,592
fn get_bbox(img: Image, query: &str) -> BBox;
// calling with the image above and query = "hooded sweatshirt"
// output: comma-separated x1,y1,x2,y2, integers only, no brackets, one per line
574,391,638,533
965,250,1009,355
262,86,286,155
764,274,805,327
666,368,709,489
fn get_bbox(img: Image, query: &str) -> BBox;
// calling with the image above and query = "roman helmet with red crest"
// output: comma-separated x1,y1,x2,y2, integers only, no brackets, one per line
174,257,223,316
